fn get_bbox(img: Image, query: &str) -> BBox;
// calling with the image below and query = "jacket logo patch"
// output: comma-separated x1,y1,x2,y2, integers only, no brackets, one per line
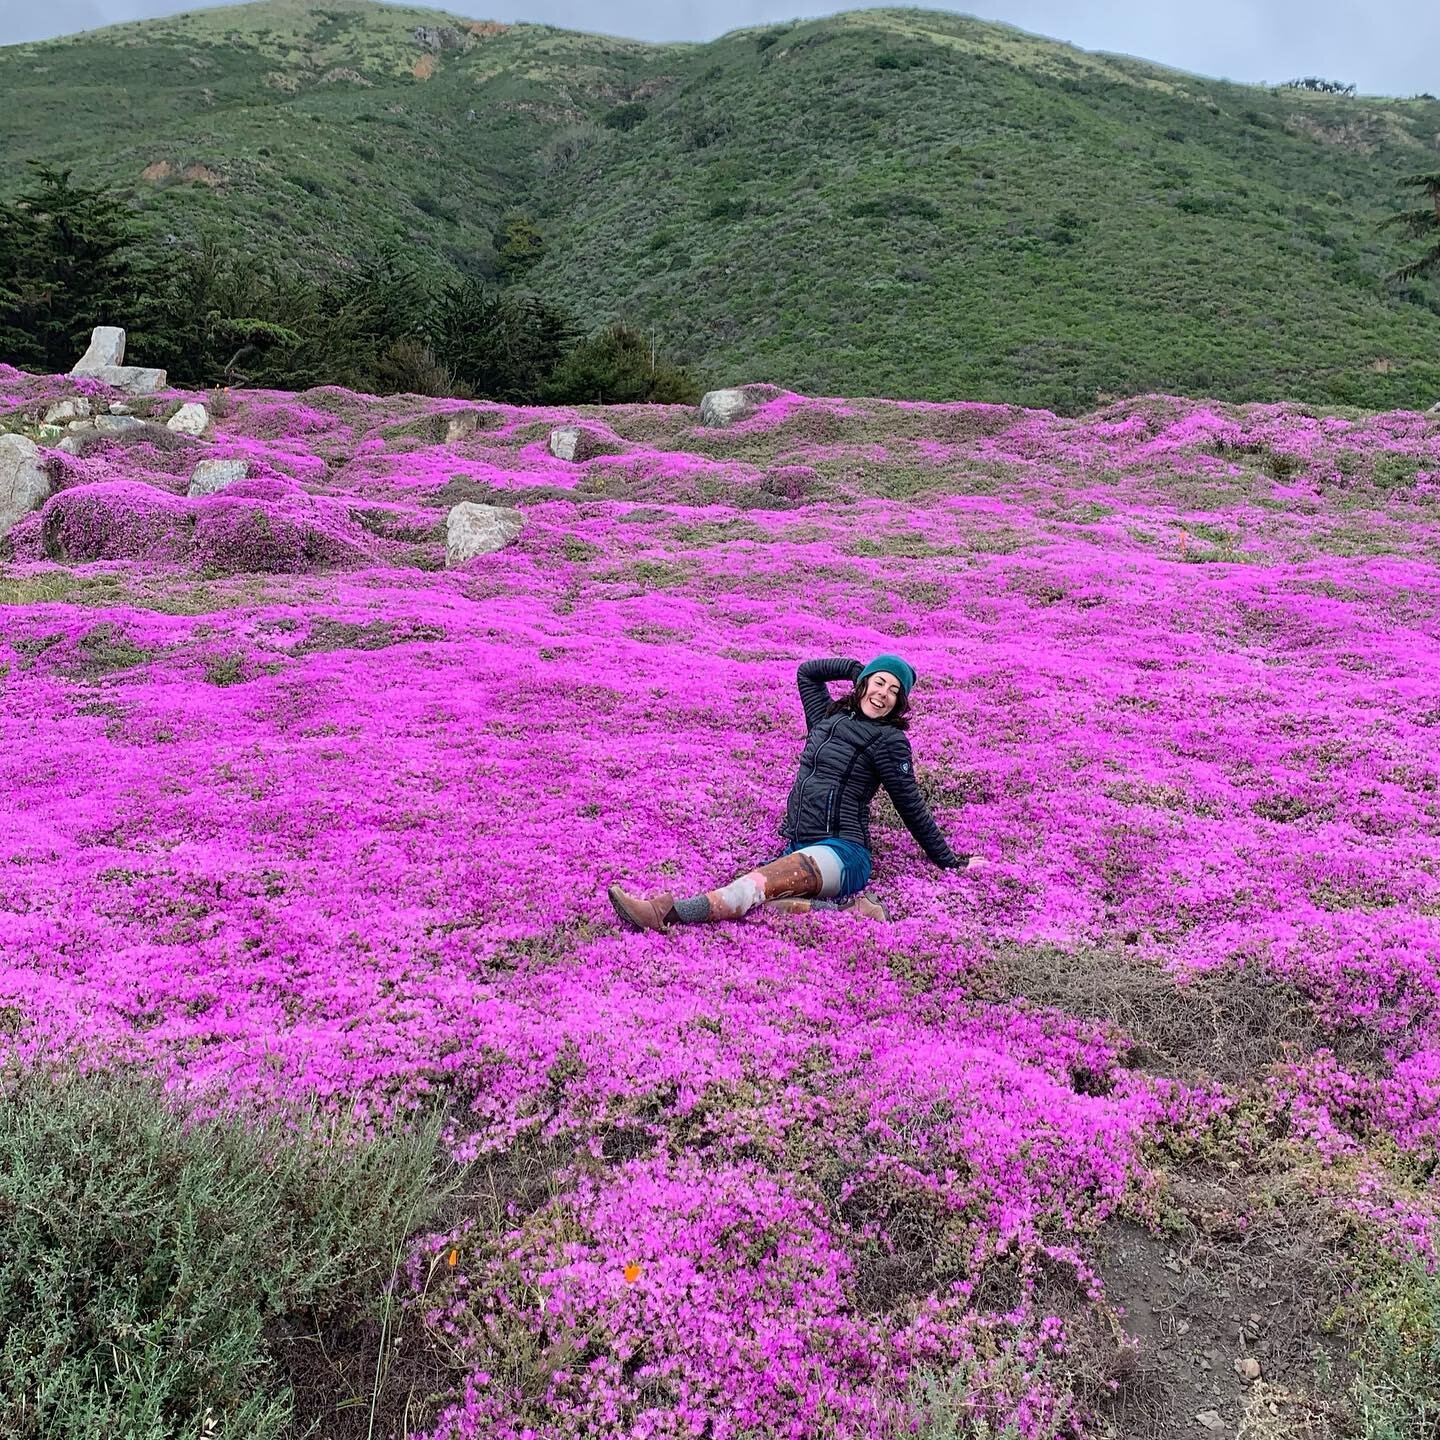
900,760,910,774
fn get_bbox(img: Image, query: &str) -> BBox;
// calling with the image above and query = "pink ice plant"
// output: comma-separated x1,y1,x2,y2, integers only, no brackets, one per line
2,365,1439,1433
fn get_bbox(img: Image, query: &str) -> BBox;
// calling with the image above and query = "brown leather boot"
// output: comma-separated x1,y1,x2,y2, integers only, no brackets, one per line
607,884,678,932
842,893,890,922
763,897,821,915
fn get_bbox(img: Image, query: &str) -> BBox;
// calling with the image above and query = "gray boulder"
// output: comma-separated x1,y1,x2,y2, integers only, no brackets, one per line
445,502,525,565
55,415,145,453
548,425,607,463
79,365,168,395
0,434,51,540
72,326,126,371
188,459,250,497
444,410,481,444
1430,400,1440,414
700,387,760,428
44,398,91,424
167,402,210,436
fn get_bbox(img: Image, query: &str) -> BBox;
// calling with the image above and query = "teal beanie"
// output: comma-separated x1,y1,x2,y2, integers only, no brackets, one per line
858,653,916,698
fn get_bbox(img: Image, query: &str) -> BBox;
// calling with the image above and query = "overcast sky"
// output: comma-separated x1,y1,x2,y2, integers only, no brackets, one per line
1,0,1435,97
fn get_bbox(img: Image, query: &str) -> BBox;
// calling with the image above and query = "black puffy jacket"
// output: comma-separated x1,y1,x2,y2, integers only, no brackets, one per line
779,658,961,867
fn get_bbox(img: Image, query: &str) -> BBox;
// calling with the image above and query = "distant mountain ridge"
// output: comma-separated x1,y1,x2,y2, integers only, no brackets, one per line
4,0,1440,411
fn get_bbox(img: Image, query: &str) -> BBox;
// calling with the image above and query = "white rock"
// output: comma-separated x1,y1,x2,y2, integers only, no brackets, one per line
1233,1356,1261,1382
188,459,250,497
699,387,758,428
1194,1411,1226,1433
1429,400,1440,413
93,415,145,433
81,365,168,395
108,401,132,414
167,402,210,436
0,434,51,539
445,502,525,565
44,398,91,424
72,325,126,370
548,425,606,462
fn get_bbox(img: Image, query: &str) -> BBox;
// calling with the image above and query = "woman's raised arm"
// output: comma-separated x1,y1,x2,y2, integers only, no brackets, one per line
796,657,862,731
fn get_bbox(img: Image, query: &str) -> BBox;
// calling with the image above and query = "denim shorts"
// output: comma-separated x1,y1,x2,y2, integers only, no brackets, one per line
782,837,873,899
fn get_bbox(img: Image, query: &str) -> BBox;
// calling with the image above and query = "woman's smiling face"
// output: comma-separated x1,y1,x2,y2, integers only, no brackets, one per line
859,672,900,719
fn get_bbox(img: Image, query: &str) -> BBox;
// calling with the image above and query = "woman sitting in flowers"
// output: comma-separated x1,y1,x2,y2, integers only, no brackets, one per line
608,654,981,930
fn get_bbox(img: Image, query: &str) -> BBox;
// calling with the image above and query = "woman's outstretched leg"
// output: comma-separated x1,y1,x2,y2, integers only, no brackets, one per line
765,893,890,921
609,850,826,932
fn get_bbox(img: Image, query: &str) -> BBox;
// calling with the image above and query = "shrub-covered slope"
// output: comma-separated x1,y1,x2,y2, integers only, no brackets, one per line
1,369,1439,1434
4,2,1440,410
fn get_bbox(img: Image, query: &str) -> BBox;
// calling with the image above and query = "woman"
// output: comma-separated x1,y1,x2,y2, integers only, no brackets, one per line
608,654,980,930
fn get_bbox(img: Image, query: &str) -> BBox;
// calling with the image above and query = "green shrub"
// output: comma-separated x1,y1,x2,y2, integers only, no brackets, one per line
542,322,699,405
895,1355,1075,1438
850,193,941,221
602,101,647,132
496,213,545,279
203,652,246,685
0,1068,452,1440
1352,1259,1440,1439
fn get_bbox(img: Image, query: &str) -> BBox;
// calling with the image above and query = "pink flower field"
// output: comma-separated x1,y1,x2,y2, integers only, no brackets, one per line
2,368,1439,1437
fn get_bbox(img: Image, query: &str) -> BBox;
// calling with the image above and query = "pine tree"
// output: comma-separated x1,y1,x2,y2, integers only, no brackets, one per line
1385,172,1440,283
428,280,578,401
0,165,150,371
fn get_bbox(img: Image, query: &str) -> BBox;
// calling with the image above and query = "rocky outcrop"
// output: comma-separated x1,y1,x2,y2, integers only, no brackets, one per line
413,24,466,49
44,398,91,425
445,502,525,565
70,326,168,394
188,459,250,497
0,435,51,540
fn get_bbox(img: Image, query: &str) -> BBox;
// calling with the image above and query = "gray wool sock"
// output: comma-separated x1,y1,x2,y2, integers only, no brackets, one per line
671,894,712,923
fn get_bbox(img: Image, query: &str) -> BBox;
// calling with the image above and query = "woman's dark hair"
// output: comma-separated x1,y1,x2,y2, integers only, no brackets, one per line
826,678,911,730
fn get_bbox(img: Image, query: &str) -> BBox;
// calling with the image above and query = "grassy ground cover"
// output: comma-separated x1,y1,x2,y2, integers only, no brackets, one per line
1,368,1439,1434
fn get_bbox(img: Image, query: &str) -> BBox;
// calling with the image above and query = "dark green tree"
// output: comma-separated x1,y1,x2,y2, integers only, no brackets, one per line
1385,172,1440,283
150,245,428,391
428,281,578,401
495,213,545,281
542,323,699,405
0,165,151,371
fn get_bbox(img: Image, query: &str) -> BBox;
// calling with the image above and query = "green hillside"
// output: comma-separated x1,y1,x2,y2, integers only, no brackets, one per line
4,0,1440,410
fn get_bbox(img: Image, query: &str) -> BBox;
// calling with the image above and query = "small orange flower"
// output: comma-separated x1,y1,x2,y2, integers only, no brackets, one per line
623,1262,641,1285
447,1248,459,1267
